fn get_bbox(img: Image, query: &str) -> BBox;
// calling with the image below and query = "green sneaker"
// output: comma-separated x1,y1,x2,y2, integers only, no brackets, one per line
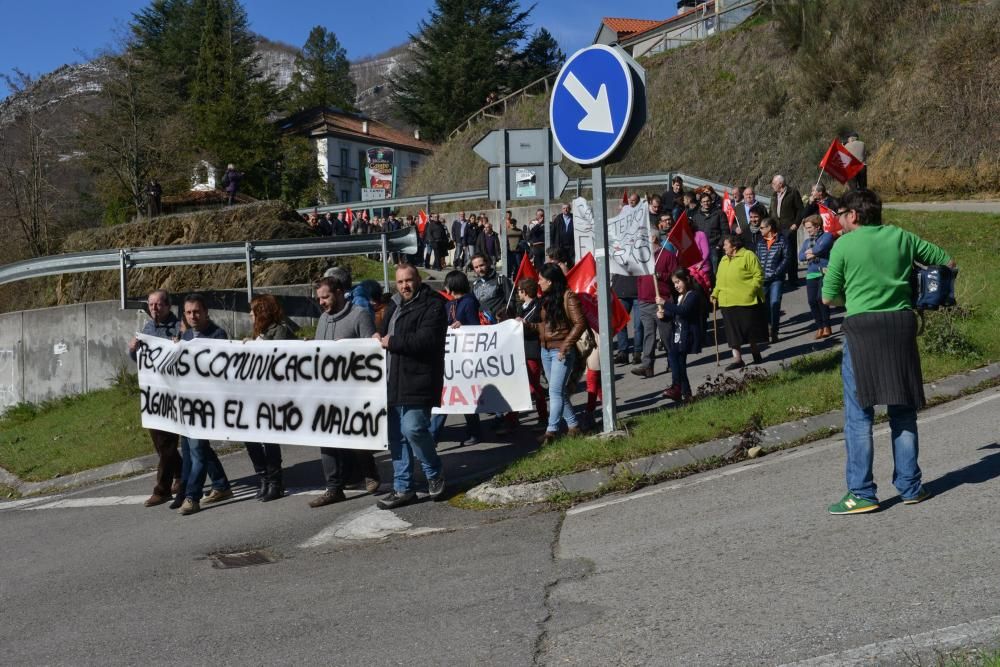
902,487,932,505
828,491,879,515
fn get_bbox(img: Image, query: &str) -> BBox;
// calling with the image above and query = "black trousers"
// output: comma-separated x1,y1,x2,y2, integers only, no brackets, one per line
320,448,378,492
245,443,283,479
148,429,181,496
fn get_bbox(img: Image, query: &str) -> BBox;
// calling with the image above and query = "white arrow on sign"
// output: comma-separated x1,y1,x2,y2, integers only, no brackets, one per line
563,71,614,134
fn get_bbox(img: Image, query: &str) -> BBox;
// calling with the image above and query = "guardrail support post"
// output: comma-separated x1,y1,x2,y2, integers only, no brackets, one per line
244,242,254,303
381,232,390,292
118,249,128,310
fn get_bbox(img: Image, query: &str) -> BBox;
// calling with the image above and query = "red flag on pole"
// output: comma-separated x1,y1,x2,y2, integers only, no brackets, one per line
722,191,736,231
344,207,355,224
666,210,703,268
818,138,865,184
565,252,630,335
819,202,843,237
621,188,629,205
417,209,428,235
513,252,540,290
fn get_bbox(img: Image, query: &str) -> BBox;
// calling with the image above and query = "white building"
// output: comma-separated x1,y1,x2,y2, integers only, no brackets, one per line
279,107,434,204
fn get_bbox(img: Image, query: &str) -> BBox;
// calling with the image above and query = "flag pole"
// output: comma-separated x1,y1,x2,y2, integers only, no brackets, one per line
814,168,824,190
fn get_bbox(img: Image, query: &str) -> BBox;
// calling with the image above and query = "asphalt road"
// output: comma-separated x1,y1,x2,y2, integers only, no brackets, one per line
545,387,1000,666
2,386,998,666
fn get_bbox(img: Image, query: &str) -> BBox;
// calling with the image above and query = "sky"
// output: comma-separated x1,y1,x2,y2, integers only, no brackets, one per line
0,0,675,99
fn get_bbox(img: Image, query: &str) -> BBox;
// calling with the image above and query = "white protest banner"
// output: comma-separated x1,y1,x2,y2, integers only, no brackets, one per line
608,199,655,276
433,320,531,415
572,196,595,261
135,334,387,450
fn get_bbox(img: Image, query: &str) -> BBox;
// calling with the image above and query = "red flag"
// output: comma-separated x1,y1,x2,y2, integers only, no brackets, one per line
621,188,629,205
722,191,736,231
565,252,630,335
513,252,540,290
819,202,843,237
818,138,865,184
417,209,428,235
344,207,355,225
666,211,703,268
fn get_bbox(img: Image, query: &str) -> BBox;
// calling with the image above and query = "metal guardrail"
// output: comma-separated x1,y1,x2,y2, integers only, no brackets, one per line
297,171,769,216
0,170,770,310
0,227,418,307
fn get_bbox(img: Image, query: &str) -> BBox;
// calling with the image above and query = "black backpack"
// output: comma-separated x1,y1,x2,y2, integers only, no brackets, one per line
913,265,957,311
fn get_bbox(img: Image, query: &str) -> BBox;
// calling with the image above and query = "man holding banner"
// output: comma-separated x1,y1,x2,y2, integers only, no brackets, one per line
309,274,382,508
374,265,448,509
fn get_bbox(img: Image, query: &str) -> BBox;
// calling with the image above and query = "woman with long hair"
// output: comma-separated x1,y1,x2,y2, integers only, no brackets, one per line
658,268,705,402
523,264,587,444
245,294,296,501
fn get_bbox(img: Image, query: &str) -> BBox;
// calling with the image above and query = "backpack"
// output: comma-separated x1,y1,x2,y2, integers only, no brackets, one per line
914,265,956,311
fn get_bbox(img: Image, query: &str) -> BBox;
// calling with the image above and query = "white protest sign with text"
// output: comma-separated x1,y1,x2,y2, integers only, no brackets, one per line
572,196,595,261
433,320,531,415
136,335,387,450
608,199,654,276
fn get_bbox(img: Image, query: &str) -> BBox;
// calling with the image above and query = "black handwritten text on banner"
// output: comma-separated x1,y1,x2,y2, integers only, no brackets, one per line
433,320,531,414
135,335,388,450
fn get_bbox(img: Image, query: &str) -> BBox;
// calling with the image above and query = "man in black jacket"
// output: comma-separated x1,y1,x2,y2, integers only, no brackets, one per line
551,203,575,264
770,175,804,286
373,265,448,509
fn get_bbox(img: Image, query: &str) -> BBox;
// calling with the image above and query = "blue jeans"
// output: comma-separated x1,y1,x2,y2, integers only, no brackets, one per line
430,412,482,443
841,340,922,501
764,279,783,333
388,406,443,493
615,298,643,355
667,344,690,395
540,347,578,432
182,437,229,501
806,277,831,329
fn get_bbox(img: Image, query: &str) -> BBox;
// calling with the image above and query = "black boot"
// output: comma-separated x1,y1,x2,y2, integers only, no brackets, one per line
261,469,283,502
254,474,267,500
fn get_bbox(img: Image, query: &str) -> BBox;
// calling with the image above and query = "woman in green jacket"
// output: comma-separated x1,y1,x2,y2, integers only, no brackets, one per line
245,294,297,501
711,235,768,370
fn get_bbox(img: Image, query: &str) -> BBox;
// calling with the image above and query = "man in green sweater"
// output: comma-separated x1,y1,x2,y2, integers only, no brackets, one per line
822,189,955,514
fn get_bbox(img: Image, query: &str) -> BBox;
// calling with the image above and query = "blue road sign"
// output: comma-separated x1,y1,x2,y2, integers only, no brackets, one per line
549,44,638,166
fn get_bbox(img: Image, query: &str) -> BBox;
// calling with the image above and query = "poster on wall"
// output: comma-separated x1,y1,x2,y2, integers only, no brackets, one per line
365,147,395,200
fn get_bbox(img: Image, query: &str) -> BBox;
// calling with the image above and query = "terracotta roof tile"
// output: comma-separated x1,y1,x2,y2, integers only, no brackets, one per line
601,17,663,37
281,107,435,154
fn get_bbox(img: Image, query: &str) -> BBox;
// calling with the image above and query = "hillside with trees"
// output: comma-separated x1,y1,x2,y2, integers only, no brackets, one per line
403,0,1000,200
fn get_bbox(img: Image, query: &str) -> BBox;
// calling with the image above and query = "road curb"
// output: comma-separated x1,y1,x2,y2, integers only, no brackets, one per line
466,362,1000,506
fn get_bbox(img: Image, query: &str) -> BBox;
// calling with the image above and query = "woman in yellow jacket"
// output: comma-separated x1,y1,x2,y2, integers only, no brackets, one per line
711,234,768,370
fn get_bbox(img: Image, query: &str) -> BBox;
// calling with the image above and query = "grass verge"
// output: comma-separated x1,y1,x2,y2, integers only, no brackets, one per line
495,210,1000,485
0,383,147,482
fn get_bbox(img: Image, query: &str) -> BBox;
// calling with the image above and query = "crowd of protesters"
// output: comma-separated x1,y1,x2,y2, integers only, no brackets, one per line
133,148,962,515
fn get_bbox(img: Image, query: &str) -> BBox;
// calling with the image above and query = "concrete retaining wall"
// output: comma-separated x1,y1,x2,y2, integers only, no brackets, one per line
0,285,321,413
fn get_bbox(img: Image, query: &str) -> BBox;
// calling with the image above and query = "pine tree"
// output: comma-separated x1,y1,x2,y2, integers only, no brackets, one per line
288,26,357,113
391,0,532,142
512,28,565,89
186,0,278,195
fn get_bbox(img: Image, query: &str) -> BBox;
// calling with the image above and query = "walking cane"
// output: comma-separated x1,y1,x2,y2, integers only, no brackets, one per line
712,299,720,366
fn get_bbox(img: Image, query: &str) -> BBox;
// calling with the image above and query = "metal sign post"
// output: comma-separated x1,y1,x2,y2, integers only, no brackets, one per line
549,44,647,434
498,131,508,274
590,166,617,428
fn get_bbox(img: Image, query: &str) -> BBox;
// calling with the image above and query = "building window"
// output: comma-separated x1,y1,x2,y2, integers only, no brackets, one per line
341,189,351,203
340,148,350,173
410,160,419,172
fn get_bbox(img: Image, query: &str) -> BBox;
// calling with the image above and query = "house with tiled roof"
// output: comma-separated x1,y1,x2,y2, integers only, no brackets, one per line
593,1,758,58
278,106,435,203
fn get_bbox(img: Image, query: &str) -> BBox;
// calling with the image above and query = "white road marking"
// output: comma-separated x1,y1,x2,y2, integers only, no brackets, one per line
4,487,365,512
567,390,1000,516
777,614,1000,666
299,505,445,548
